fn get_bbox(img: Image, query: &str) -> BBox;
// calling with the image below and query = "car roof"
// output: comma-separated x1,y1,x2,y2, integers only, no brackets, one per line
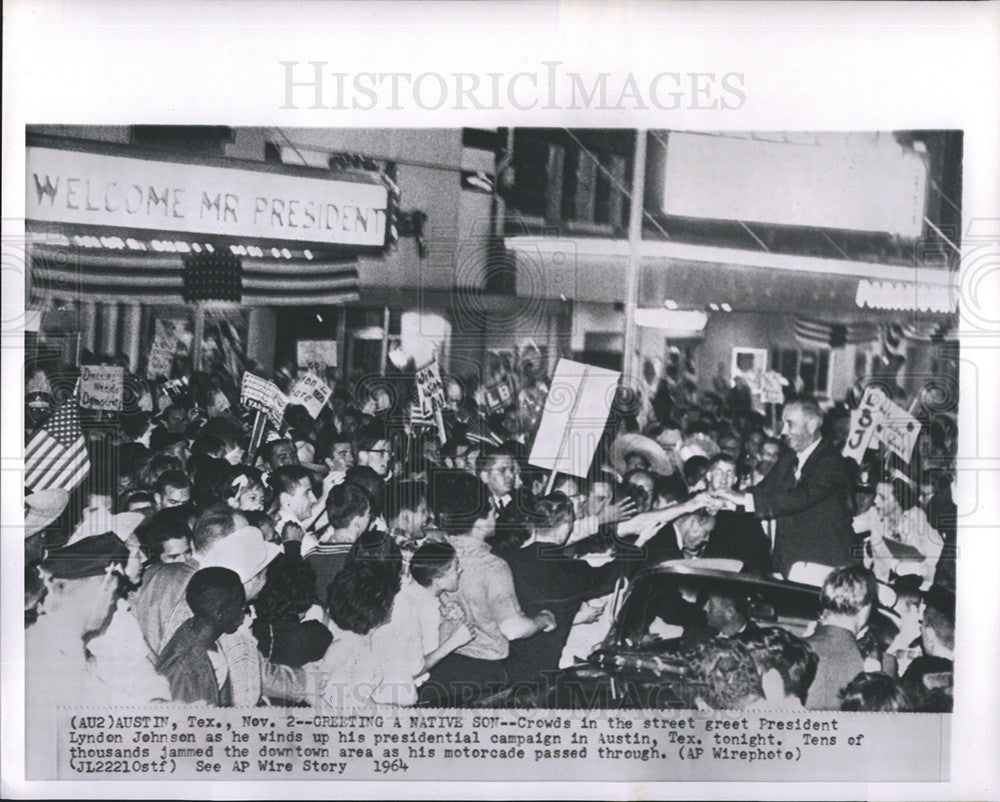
640,561,821,598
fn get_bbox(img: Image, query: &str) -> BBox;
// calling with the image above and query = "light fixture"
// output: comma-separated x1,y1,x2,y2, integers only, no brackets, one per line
721,302,732,312
634,308,709,332
664,299,678,309
708,303,720,311
855,279,955,313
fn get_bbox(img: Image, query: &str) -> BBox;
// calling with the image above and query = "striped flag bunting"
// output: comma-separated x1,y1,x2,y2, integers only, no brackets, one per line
793,316,878,348
24,399,91,493
31,244,360,306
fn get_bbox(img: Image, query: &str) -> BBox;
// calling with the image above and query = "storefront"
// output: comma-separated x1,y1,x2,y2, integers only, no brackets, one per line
506,235,959,403
25,134,389,378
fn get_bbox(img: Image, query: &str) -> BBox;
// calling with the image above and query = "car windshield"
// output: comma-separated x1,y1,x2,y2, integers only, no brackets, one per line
607,567,821,654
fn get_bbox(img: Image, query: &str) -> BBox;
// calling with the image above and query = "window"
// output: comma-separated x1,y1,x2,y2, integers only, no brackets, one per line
770,347,832,397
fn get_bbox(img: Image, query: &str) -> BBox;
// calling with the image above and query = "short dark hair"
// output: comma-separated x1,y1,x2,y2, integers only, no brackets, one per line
135,509,192,561
344,465,384,517
475,445,510,476
155,469,191,497
923,585,955,651
326,481,372,530
433,471,492,537
743,626,818,705
888,477,918,511
268,465,313,502
353,420,388,454
683,638,763,709
150,428,187,453
526,493,575,531
260,438,295,464
707,453,737,471
186,567,245,619
140,454,183,489
655,473,690,505
839,672,911,712
384,479,428,525
440,437,471,459
820,564,877,616
682,455,710,487
326,563,397,635
347,530,403,581
410,541,456,588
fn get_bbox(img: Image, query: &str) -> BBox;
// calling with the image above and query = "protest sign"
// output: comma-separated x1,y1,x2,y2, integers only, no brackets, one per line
241,372,288,430
288,373,333,419
78,365,124,411
528,359,620,479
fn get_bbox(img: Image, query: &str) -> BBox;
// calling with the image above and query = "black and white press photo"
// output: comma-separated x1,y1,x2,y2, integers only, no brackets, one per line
18,125,962,779
3,2,999,798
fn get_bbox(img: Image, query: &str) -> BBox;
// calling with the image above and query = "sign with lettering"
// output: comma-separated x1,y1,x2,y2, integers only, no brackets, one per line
240,372,288,430
528,359,621,478
415,358,446,411
79,365,125,411
760,371,787,404
875,398,922,464
843,386,922,464
288,373,332,419
146,320,178,380
483,376,517,415
27,146,388,247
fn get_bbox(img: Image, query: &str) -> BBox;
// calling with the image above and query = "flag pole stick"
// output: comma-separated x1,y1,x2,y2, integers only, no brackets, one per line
545,468,559,495
246,410,267,465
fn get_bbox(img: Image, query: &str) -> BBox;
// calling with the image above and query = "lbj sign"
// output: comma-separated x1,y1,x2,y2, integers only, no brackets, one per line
843,386,922,464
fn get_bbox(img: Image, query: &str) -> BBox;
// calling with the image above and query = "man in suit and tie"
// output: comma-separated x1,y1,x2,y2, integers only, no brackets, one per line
714,398,854,577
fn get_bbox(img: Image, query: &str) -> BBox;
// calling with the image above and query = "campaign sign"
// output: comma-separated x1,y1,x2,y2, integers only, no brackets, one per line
528,359,621,478
760,371,787,404
415,358,446,411
288,373,333,419
297,339,338,372
241,372,288,430
483,376,517,415
843,386,887,462
876,399,922,463
79,365,125,411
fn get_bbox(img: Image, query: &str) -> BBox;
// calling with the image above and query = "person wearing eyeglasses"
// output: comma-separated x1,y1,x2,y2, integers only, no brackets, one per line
354,420,394,479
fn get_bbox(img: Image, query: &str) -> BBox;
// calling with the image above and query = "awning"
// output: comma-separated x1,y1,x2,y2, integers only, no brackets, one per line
30,243,360,306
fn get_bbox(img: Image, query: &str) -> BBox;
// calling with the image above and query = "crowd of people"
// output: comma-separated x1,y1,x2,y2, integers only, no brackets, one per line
22,342,958,746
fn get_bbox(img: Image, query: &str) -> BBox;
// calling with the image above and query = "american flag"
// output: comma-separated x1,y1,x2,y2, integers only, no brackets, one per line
24,399,91,493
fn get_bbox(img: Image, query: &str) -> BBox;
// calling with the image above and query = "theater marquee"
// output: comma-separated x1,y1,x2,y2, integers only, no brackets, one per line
26,145,389,247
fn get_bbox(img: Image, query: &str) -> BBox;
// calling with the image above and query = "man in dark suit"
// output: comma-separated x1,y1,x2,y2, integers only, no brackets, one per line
714,398,854,577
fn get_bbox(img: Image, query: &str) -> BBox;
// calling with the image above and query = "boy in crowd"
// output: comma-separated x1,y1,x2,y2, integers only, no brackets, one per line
155,567,247,706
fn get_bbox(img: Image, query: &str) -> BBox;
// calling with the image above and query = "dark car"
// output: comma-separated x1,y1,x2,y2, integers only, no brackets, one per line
484,561,825,710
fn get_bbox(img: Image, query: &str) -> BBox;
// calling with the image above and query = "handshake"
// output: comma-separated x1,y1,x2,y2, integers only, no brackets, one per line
690,489,744,513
